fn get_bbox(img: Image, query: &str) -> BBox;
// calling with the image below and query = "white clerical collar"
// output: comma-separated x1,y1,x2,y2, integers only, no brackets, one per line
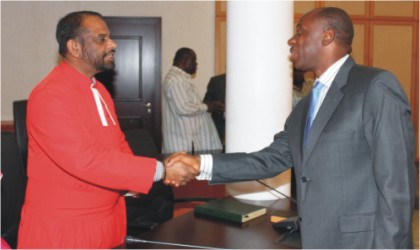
90,78,116,126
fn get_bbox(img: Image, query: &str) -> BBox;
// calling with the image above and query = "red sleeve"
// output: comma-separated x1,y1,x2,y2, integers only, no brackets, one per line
27,82,155,194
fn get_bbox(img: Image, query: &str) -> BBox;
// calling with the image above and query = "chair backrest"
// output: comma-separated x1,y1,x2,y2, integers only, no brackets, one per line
13,100,28,171
1,132,27,248
122,129,174,234
123,129,161,159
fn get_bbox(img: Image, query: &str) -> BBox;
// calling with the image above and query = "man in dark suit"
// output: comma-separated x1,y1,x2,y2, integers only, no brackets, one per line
203,74,226,145
164,7,416,248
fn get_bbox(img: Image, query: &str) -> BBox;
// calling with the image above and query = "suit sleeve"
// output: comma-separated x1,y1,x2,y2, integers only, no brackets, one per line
363,71,416,248
210,130,293,184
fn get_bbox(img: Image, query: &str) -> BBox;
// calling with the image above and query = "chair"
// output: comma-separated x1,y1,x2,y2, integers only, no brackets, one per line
123,129,174,235
13,100,28,171
1,132,27,248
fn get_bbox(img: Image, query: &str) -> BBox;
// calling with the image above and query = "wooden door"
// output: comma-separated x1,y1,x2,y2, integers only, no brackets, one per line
96,17,162,150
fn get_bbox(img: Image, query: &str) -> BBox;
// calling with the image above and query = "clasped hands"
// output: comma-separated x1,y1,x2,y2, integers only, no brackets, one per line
163,152,200,187
205,101,225,113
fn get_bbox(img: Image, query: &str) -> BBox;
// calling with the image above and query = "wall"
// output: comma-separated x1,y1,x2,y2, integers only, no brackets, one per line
1,1,215,121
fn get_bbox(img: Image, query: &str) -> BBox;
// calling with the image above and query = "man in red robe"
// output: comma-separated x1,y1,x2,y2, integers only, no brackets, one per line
17,11,197,249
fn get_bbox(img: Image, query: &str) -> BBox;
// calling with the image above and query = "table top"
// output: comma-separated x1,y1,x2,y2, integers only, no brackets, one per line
122,198,300,249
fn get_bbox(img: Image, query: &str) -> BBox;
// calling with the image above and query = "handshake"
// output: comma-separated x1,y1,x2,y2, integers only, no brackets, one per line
163,153,201,187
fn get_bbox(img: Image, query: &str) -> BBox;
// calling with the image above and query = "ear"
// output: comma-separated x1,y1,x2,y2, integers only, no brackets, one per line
177,59,187,69
66,39,82,58
322,28,335,46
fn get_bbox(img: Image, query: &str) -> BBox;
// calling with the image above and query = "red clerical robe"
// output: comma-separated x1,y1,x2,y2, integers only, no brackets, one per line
17,61,156,248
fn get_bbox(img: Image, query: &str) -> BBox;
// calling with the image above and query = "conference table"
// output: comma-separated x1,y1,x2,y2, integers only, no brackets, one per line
121,197,300,249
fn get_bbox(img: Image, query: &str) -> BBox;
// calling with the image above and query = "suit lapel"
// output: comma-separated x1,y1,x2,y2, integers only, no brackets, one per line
288,96,310,166
301,57,355,171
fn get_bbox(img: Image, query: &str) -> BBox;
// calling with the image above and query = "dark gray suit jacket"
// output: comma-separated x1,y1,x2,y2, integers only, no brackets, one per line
210,57,416,248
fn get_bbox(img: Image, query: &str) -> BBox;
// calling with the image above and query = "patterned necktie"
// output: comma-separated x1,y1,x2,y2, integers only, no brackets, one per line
304,81,324,145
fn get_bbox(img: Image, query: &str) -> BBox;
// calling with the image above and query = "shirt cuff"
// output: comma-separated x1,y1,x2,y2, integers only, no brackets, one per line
203,104,209,112
196,154,213,180
154,161,165,181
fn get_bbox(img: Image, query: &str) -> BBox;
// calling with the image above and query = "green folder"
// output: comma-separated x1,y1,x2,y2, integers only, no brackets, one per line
194,197,267,223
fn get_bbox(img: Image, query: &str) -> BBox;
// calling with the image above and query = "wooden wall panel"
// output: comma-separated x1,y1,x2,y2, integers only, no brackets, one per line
215,16,226,75
294,1,317,16
352,22,368,65
216,1,226,75
371,23,414,100
372,1,416,19
322,1,368,17
217,0,226,14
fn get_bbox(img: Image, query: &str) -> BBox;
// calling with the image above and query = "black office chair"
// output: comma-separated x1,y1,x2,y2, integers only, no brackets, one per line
1,132,27,248
123,129,174,235
13,100,28,171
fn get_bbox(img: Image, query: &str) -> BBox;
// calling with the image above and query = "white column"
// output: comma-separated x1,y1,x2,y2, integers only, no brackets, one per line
225,1,294,200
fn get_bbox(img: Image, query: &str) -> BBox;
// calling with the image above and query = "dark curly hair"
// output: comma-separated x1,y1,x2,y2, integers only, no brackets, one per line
173,47,194,65
56,11,103,57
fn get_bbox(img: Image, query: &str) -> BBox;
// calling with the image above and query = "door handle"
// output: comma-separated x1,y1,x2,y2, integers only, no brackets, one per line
146,102,152,114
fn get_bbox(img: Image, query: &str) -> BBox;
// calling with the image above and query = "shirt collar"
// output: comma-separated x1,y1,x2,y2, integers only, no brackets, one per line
171,65,192,80
317,54,349,88
91,77,97,87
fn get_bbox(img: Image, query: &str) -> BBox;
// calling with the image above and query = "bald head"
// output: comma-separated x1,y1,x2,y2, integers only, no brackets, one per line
288,7,354,76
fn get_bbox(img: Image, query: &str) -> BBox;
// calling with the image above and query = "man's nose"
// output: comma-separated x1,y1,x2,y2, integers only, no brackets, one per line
109,38,117,49
287,37,295,46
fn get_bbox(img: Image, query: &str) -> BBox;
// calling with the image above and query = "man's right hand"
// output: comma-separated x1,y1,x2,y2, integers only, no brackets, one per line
206,101,225,113
163,153,201,187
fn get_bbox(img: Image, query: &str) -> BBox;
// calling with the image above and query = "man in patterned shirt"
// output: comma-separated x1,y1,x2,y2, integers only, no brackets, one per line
162,48,224,154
